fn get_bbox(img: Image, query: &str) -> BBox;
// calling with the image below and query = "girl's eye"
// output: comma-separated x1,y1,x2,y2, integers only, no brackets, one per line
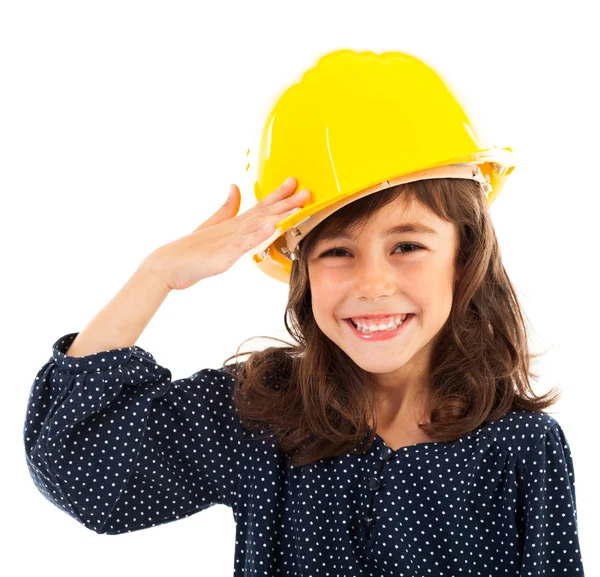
318,242,423,258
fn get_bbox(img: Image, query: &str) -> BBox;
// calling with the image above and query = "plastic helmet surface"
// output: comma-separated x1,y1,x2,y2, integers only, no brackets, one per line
246,49,515,283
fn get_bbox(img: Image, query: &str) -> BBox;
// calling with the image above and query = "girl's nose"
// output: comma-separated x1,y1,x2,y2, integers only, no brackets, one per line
354,265,397,298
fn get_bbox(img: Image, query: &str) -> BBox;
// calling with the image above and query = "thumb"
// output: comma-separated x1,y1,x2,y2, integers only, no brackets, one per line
194,184,241,232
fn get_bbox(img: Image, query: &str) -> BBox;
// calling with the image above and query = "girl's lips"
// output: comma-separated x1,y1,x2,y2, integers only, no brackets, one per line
343,313,414,341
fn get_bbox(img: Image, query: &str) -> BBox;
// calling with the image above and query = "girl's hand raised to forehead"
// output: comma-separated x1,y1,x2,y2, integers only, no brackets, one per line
140,177,311,291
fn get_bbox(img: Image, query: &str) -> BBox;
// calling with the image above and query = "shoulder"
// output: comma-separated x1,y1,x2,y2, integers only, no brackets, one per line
477,409,562,463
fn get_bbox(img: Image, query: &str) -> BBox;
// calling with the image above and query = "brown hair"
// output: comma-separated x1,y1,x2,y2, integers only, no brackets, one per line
222,177,561,467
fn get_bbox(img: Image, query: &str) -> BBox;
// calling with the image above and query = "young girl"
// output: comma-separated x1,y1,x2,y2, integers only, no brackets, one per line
24,49,585,575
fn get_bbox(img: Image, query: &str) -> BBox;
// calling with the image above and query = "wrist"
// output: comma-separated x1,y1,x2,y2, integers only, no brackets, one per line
137,255,173,294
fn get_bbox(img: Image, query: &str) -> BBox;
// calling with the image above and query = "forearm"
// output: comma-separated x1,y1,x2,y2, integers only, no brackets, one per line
65,263,172,357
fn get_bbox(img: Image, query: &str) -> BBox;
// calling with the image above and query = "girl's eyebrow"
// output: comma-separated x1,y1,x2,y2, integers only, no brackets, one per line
319,222,439,242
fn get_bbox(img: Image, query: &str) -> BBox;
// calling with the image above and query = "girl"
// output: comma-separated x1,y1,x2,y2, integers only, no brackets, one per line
24,49,585,575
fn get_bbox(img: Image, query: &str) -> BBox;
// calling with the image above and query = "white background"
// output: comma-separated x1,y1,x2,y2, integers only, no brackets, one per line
2,0,597,575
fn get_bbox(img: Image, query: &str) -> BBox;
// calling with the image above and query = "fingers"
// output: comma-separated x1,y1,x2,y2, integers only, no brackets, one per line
262,178,312,216
193,184,240,233
281,187,311,211
227,184,241,209
260,177,299,206
256,199,309,241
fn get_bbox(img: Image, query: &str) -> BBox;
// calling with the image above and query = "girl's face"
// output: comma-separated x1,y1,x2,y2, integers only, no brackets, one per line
306,196,459,387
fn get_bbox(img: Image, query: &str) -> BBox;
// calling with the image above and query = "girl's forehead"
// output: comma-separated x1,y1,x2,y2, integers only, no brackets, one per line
326,204,440,237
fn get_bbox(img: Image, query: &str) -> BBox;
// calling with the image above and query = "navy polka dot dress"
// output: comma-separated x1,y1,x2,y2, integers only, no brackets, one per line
23,332,586,576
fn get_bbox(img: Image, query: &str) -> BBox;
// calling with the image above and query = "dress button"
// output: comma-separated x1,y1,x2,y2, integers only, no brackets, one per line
364,515,374,528
380,446,394,460
369,476,381,490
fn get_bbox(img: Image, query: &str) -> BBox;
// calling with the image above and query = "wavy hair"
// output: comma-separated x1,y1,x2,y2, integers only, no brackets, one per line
222,177,561,467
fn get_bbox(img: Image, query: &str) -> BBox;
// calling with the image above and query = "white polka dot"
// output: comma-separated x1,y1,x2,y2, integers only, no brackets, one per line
22,331,585,575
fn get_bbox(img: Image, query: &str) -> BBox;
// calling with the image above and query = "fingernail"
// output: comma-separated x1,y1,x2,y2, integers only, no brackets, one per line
284,177,295,187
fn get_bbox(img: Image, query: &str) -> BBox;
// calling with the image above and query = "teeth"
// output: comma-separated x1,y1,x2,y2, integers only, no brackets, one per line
351,315,409,333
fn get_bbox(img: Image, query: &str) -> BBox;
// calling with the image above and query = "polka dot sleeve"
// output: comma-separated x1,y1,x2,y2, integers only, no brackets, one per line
23,332,243,535
517,421,585,575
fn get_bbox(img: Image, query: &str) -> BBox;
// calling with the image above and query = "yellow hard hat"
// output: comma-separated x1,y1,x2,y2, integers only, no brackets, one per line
247,49,515,283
